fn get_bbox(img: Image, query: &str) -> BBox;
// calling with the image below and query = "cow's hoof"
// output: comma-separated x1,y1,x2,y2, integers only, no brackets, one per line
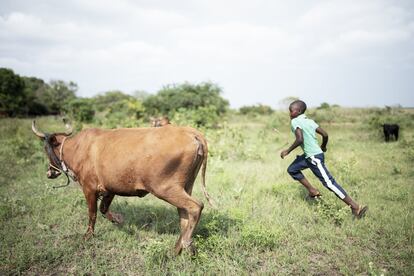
177,244,197,256
181,240,196,256
187,244,197,256
108,212,124,224
83,231,94,240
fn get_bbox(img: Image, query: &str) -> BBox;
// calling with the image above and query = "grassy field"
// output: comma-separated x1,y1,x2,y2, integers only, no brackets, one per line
1,108,413,275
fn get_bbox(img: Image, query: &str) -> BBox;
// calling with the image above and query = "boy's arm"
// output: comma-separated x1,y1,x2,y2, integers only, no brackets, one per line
316,127,328,152
280,127,303,159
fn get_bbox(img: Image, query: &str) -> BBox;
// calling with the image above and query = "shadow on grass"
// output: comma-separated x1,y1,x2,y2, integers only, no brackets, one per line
111,200,241,239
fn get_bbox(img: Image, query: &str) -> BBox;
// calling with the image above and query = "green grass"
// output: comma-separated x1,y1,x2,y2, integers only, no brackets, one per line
1,109,413,275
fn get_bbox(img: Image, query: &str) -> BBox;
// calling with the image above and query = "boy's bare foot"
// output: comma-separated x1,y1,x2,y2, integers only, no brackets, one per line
308,188,321,198
352,205,368,219
307,191,322,200
307,192,321,199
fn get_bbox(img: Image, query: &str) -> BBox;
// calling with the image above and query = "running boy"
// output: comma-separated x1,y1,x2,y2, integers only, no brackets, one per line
280,100,367,218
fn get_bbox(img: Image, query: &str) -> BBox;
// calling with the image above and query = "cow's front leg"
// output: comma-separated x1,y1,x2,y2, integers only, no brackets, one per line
99,193,123,224
83,189,98,240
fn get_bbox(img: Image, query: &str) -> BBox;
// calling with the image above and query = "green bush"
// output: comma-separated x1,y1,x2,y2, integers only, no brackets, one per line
171,106,220,127
314,198,349,226
91,91,146,128
101,99,145,128
143,82,229,116
239,104,273,115
317,102,331,109
308,108,336,124
365,107,412,129
65,98,95,123
93,91,134,112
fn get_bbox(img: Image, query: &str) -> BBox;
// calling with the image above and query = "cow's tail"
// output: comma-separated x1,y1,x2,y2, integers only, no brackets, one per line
196,135,214,207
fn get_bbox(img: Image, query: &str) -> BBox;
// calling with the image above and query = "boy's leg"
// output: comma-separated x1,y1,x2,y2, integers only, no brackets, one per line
307,154,367,216
287,155,320,197
298,178,320,197
307,154,347,199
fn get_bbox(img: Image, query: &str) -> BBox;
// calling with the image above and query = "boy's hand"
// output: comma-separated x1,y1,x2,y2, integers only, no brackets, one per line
281,128,303,159
280,150,289,159
316,127,329,152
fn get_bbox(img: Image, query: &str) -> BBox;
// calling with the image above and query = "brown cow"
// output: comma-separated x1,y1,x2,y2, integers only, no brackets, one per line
32,120,213,255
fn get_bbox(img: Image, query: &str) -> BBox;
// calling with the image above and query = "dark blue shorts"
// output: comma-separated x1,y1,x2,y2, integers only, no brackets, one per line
287,153,347,199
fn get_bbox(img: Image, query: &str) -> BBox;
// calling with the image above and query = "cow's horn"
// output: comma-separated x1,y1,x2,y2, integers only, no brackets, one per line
32,120,46,138
48,119,73,137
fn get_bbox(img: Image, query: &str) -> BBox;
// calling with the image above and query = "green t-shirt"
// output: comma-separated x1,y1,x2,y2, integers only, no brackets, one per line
290,114,323,158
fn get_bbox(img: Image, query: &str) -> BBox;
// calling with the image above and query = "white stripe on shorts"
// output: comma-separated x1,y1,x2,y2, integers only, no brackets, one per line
310,156,346,199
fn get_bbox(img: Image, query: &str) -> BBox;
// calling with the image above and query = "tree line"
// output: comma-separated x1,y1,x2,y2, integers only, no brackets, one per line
0,68,230,127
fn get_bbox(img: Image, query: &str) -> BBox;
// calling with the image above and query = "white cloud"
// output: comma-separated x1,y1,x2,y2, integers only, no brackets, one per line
171,22,296,64
298,0,414,59
314,28,411,58
0,0,413,107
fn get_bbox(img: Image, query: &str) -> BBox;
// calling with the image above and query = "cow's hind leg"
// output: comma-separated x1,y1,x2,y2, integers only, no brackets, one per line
176,208,188,251
155,187,204,255
99,193,123,224
175,168,199,248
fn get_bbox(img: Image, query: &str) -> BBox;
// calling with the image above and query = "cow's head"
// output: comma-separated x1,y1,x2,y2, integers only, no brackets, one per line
151,116,170,127
32,120,73,179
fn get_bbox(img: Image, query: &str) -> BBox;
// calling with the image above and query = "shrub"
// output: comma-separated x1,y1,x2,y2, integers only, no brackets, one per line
317,102,331,109
171,106,220,127
239,104,273,115
93,91,134,112
91,91,146,128
101,99,145,128
314,198,349,226
65,98,95,123
143,82,229,116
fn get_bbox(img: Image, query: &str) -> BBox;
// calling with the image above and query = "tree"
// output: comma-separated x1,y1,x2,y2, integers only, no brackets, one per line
44,80,77,114
93,90,134,112
318,102,330,109
65,98,95,123
0,68,26,117
22,76,49,115
278,96,299,110
91,90,146,127
143,82,229,116
133,90,150,101
239,104,273,115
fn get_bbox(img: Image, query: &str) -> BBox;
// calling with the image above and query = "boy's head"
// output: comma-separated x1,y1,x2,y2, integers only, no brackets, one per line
289,100,307,119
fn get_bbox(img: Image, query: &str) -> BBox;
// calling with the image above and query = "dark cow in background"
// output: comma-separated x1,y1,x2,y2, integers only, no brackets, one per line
383,124,399,142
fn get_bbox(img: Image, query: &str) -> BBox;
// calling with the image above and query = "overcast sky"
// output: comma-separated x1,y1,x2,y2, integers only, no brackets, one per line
1,0,413,108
